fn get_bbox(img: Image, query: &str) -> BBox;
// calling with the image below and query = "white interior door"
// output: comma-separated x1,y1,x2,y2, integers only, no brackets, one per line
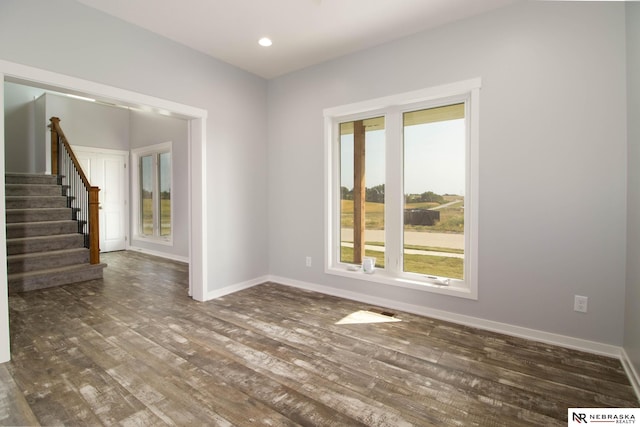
74,146,128,252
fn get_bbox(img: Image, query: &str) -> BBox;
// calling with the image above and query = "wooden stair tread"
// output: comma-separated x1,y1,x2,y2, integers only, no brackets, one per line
5,195,66,198
6,207,70,211
8,263,106,279
7,233,82,242
6,220,76,226
7,247,88,260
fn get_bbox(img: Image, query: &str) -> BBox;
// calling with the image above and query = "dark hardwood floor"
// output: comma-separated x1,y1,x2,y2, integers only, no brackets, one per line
1,251,637,426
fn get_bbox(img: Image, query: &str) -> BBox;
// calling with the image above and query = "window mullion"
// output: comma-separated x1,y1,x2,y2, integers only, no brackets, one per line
153,153,160,237
353,120,366,264
385,110,403,275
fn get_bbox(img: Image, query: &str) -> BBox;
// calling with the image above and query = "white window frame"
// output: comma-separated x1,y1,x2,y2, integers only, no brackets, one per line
324,78,480,299
131,141,173,245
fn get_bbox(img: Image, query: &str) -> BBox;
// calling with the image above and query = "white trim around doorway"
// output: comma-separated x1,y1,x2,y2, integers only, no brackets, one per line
0,59,208,363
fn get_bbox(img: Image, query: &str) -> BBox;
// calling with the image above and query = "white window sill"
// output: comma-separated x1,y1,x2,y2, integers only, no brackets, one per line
326,265,477,300
133,235,174,246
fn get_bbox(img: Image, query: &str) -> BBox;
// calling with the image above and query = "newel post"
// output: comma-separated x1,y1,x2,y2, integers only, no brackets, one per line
89,186,100,264
50,117,60,175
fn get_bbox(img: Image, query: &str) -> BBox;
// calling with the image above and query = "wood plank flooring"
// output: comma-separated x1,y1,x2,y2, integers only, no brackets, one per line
2,251,638,426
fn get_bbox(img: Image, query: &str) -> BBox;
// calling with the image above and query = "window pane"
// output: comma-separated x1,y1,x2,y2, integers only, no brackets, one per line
140,155,154,236
339,116,385,267
159,152,171,237
403,103,465,279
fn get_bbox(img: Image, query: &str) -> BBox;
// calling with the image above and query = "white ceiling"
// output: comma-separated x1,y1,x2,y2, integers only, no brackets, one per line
76,0,518,79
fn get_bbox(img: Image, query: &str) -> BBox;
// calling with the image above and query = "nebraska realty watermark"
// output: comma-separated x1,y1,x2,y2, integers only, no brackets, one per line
568,408,639,425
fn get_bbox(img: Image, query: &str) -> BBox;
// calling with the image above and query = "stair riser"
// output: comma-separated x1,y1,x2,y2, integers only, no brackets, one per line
6,197,68,209
6,221,79,238
7,235,85,255
5,185,63,196
8,251,90,274
8,265,105,294
6,209,71,223
5,174,58,185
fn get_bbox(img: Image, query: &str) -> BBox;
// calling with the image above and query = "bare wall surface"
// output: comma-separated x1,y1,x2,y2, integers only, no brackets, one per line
0,0,269,292
267,1,628,345
625,2,640,378
3,82,45,173
4,84,131,172
45,93,130,151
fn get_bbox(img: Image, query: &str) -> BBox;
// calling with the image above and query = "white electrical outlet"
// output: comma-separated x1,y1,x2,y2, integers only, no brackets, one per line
306,256,312,267
574,295,588,313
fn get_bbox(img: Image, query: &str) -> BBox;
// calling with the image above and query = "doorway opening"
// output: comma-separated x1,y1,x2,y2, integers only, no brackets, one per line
0,60,208,363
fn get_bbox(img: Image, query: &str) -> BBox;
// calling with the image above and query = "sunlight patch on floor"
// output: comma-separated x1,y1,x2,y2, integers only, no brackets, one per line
335,310,402,325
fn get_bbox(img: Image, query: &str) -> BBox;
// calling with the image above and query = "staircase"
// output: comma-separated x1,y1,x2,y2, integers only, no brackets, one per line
5,173,106,293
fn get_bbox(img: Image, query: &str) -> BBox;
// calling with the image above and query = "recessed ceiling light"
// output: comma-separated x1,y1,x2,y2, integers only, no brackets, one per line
258,37,272,47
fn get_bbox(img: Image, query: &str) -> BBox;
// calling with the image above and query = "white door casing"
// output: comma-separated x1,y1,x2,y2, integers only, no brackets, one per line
74,146,128,252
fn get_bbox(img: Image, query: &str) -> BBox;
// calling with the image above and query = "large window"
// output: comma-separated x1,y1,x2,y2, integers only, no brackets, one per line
132,142,173,243
325,79,480,299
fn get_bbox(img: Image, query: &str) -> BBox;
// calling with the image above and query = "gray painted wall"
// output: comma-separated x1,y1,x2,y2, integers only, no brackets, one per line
4,82,45,172
625,2,640,379
267,1,628,345
45,93,130,151
0,0,269,291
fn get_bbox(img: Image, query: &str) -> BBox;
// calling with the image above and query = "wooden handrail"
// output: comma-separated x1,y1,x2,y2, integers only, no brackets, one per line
50,117,101,265
50,117,91,187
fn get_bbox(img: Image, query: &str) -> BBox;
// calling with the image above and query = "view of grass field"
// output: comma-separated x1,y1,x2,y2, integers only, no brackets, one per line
340,246,463,279
340,195,463,232
142,198,171,236
340,194,464,278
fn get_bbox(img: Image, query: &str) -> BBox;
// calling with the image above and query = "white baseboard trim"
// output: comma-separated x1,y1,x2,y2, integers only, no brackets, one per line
125,245,189,264
267,275,622,358
621,348,640,401
205,275,269,301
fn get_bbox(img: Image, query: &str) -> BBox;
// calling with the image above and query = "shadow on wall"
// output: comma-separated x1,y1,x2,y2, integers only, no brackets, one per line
4,101,39,174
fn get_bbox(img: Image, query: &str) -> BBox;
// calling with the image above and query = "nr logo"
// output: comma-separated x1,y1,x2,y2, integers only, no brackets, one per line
573,412,588,423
